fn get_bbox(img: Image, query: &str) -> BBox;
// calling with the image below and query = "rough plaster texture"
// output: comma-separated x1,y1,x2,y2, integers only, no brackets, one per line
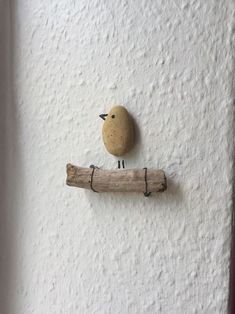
4,0,235,313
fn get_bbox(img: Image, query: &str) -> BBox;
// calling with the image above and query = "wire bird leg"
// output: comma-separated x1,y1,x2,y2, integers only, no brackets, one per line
118,160,125,169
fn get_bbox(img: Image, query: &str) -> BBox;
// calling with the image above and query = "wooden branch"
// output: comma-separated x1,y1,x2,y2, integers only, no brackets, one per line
66,164,167,193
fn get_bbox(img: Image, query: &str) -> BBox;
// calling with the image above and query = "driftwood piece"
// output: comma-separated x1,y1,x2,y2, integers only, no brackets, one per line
66,164,167,193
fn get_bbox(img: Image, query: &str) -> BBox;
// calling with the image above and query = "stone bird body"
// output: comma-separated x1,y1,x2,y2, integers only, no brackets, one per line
100,105,135,167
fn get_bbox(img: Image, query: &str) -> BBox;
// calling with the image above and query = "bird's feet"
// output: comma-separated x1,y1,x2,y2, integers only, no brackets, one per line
118,160,125,169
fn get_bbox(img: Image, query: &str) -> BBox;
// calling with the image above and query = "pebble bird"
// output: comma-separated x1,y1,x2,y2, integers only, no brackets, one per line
99,105,135,169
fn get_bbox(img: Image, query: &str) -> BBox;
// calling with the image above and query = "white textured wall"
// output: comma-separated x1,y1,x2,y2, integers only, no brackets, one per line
8,0,235,313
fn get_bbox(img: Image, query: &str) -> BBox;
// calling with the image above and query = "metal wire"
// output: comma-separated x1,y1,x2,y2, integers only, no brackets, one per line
89,165,151,196
143,167,151,197
89,165,99,193
122,160,125,169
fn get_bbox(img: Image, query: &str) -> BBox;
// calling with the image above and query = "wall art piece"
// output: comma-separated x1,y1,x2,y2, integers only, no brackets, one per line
66,105,167,196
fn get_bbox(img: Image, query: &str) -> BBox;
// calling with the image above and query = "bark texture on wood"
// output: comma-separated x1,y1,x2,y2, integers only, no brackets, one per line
66,164,167,193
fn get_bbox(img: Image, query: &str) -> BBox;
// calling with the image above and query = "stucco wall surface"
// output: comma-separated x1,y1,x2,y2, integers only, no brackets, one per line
7,0,235,313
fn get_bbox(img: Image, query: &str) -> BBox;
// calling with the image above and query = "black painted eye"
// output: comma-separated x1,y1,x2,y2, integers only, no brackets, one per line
111,115,115,118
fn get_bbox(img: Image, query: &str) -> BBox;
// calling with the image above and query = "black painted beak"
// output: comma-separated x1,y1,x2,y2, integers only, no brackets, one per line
99,114,108,120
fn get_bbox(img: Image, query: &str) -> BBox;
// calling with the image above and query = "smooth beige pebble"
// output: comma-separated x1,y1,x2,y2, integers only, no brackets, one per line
102,105,135,156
